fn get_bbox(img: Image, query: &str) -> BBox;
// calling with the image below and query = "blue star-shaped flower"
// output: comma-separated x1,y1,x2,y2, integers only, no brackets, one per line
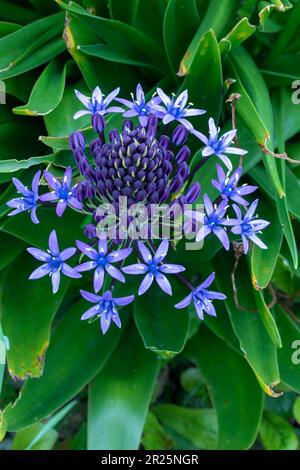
175,272,226,320
226,199,270,254
151,88,206,130
76,233,132,293
193,118,247,170
80,289,135,334
73,86,124,119
187,194,233,250
27,230,81,294
116,83,161,127
212,164,257,206
7,170,41,224
123,239,185,296
39,167,82,217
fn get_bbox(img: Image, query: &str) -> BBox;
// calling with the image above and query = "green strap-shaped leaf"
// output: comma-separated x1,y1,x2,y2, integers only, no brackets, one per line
88,324,159,450
178,0,240,76
219,17,256,55
0,151,74,174
273,304,300,393
154,405,217,450
0,232,25,270
259,410,298,450
251,198,283,290
0,38,65,81
0,1,40,24
249,165,300,222
186,327,264,450
163,0,200,75
180,30,223,132
1,253,69,379
214,252,280,396
57,0,165,72
253,290,282,349
108,0,140,25
0,323,6,396
1,207,84,249
228,46,284,197
13,59,68,116
134,280,190,359
0,12,65,80
3,300,127,432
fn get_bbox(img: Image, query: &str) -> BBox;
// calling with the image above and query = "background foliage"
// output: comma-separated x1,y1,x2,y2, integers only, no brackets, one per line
0,0,300,451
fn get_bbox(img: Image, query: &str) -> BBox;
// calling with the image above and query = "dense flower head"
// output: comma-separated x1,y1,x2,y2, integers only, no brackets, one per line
71,117,193,211
6,84,271,334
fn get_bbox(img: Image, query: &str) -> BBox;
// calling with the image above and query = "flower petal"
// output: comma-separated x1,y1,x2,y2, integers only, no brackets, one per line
159,263,185,274
29,264,51,280
122,263,148,275
106,247,132,263
48,230,59,256
94,267,105,293
61,263,82,278
81,305,100,321
138,273,154,295
51,270,61,294
113,295,135,306
76,240,98,260
27,247,51,262
138,241,152,264
155,272,172,296
105,264,125,283
60,247,76,261
175,293,193,309
80,290,101,303
154,238,169,263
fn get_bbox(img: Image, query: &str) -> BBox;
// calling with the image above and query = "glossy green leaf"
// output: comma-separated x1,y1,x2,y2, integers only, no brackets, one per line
181,30,223,131
0,232,25,270
154,404,217,450
0,38,65,81
57,0,165,72
3,300,126,432
11,422,58,450
1,252,69,380
251,199,283,290
0,324,6,396
134,280,190,359
108,0,140,24
163,0,200,75
178,0,240,76
88,324,159,450
273,305,300,393
0,22,21,38
186,327,264,449
142,412,170,450
249,165,300,222
293,397,300,425
0,151,73,173
214,253,280,396
25,400,77,450
219,17,256,55
13,59,67,116
228,46,284,197
259,410,298,450
0,1,40,24
253,290,282,348
1,207,84,249
0,13,64,80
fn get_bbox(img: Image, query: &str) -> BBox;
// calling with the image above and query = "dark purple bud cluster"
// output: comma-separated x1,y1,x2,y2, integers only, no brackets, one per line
69,117,194,210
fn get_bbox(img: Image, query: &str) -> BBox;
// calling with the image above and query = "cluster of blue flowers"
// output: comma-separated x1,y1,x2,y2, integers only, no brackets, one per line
7,84,270,334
